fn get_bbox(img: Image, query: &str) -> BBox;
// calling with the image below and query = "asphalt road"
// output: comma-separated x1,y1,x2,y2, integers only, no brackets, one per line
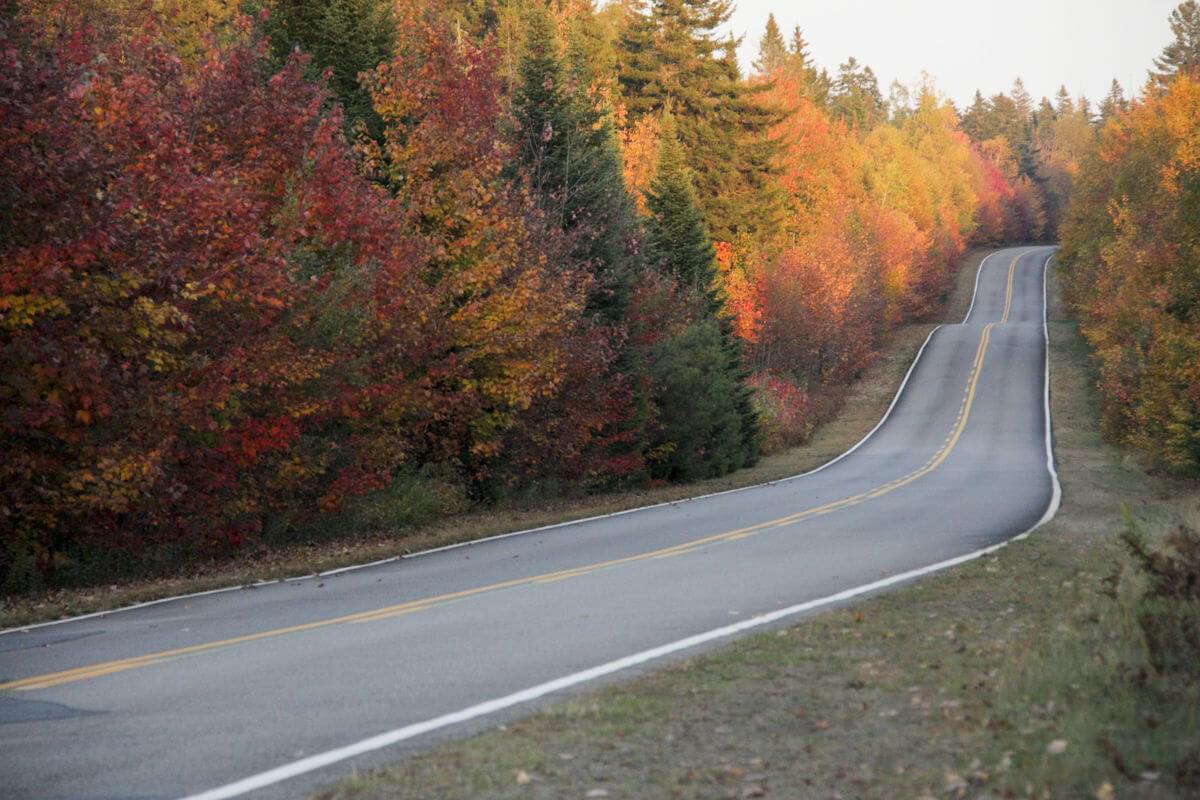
0,246,1060,800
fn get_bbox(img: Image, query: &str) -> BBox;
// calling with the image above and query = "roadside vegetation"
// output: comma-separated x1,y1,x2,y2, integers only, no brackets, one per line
0,249,985,628
2,0,1073,598
314,264,1200,800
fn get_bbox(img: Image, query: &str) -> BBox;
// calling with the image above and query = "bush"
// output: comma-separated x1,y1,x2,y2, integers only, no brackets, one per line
1122,519,1200,677
750,373,814,454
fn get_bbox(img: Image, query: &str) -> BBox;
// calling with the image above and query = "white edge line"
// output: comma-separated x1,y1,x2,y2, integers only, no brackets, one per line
2,248,1015,637
180,245,1066,800
1016,248,1062,539
175,547,1019,800
962,248,998,323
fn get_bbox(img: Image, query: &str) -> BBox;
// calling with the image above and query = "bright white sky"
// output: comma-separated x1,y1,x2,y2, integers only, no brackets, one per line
723,0,1181,107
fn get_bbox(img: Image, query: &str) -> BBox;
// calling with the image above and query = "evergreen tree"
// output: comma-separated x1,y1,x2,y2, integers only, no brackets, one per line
1010,76,1033,120
644,113,759,477
646,113,717,296
830,56,884,128
753,12,787,75
1153,0,1200,83
789,24,812,68
960,90,990,142
1098,79,1128,122
616,0,783,242
785,23,830,104
512,5,641,322
265,0,396,138
1054,85,1074,116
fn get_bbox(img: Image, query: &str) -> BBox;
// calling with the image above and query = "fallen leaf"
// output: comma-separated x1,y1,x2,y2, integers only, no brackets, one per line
1094,782,1115,800
514,769,531,785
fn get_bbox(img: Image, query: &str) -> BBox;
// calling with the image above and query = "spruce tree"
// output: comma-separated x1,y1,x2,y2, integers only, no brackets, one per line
960,90,990,142
830,57,884,128
645,113,718,298
1098,79,1128,122
265,0,396,139
1153,0,1200,83
512,5,641,322
786,25,830,104
753,13,788,75
644,113,759,477
616,0,783,242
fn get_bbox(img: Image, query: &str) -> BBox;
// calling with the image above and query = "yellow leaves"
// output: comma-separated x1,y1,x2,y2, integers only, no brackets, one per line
0,293,69,329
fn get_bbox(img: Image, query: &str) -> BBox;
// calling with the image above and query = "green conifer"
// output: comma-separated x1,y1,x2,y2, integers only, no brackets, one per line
512,5,641,322
1153,0,1200,83
265,0,396,139
754,13,788,75
645,113,759,475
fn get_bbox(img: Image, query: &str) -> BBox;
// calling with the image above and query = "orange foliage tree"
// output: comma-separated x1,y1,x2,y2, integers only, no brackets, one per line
1060,76,1200,471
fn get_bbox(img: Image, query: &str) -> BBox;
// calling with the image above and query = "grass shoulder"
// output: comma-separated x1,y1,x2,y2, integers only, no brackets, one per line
312,258,1200,799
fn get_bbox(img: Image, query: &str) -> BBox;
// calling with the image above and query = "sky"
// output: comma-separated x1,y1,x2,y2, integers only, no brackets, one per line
722,0,1181,107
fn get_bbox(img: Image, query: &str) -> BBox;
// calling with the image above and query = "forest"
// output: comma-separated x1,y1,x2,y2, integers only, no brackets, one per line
0,0,1194,591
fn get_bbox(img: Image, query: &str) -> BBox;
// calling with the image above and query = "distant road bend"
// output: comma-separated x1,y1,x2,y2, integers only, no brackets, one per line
0,246,1061,800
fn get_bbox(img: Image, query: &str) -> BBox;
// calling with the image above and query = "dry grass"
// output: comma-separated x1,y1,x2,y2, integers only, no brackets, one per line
0,250,988,629
312,257,1200,800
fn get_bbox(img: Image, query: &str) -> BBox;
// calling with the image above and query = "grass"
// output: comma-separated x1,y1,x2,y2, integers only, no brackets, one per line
311,257,1200,799
0,247,995,630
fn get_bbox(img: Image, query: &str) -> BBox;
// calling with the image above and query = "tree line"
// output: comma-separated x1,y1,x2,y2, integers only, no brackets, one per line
0,0,1089,590
1059,1,1200,473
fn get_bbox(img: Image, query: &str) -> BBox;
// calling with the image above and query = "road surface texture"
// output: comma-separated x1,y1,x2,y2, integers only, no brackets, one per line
1,246,1060,799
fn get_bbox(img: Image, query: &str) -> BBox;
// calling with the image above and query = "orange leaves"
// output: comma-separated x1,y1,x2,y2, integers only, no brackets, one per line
620,114,661,213
1060,76,1200,472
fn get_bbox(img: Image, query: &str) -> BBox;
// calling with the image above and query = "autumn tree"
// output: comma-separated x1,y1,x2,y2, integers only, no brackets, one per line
1060,75,1200,470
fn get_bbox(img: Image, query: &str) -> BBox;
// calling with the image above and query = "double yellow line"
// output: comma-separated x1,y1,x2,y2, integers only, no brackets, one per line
4,281,1018,691
1001,253,1019,323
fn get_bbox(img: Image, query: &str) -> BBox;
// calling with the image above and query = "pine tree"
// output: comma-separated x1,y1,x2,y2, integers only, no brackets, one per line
1011,77,1033,120
616,0,783,242
1098,79,1128,122
753,13,787,75
830,57,884,128
784,23,830,104
1055,85,1074,116
265,0,396,138
512,5,641,322
644,112,759,476
960,90,990,142
646,112,717,296
1153,0,1200,83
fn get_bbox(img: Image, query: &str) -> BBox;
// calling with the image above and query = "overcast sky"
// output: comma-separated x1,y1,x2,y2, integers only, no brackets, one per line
722,0,1181,107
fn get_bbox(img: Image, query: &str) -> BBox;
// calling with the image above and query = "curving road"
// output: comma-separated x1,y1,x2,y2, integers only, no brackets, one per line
0,246,1060,800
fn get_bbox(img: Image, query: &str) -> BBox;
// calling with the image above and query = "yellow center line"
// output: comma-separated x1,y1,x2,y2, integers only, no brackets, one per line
1001,253,1019,323
4,325,996,693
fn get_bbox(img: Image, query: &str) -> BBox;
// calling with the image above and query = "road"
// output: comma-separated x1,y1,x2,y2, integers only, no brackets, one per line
0,246,1060,800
